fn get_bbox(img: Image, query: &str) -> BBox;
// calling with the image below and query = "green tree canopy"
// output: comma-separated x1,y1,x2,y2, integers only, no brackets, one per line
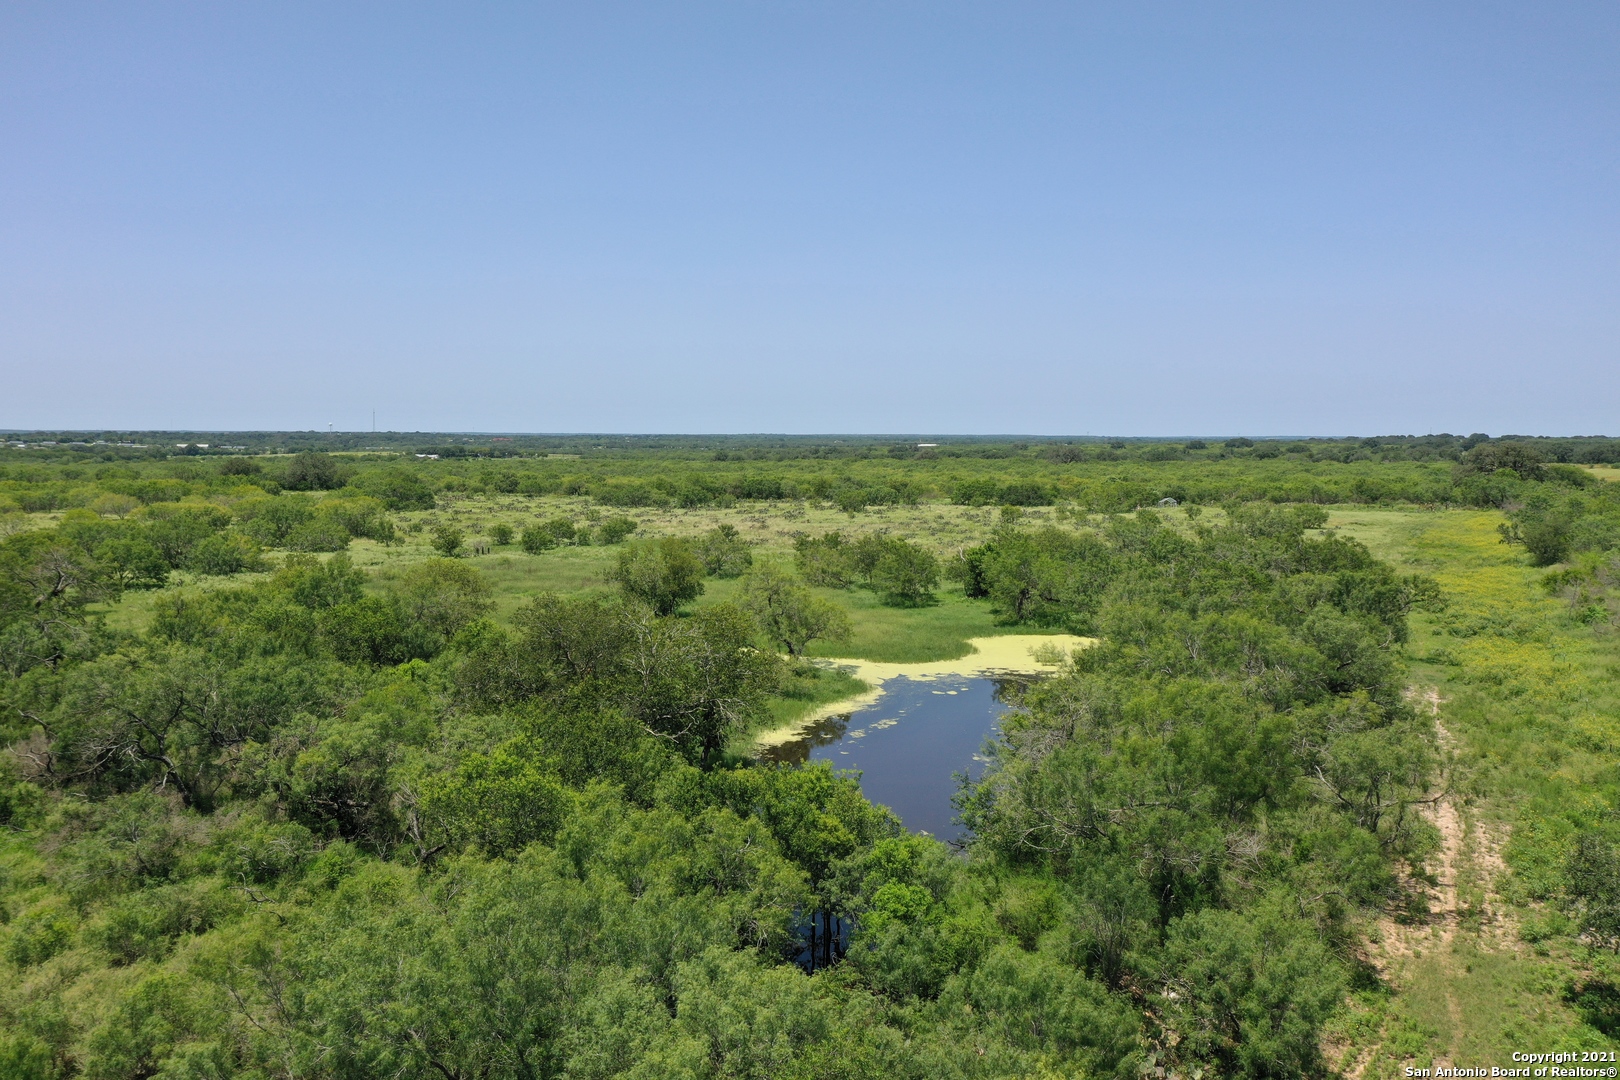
611,537,705,615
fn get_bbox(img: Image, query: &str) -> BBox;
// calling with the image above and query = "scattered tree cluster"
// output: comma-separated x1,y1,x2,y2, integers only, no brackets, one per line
795,532,942,606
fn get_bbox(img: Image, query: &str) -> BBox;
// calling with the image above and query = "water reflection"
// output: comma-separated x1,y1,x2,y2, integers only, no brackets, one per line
760,675,1033,840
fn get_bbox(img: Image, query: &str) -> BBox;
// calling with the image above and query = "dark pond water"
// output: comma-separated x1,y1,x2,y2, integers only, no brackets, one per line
759,675,1031,841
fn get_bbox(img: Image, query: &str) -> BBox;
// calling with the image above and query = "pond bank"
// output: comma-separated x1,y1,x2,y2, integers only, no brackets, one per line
751,634,1093,751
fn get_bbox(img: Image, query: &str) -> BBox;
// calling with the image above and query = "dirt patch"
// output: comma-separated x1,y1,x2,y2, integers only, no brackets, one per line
1347,689,1519,1073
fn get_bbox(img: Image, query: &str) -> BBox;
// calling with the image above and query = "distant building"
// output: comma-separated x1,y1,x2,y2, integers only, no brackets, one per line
1157,497,1179,507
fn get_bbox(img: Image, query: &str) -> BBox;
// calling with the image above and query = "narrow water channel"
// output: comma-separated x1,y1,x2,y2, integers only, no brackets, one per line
759,675,1032,841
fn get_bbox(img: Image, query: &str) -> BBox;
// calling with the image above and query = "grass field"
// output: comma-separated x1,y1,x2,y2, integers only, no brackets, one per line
1325,509,1620,1070
94,495,1093,657
89,497,1088,749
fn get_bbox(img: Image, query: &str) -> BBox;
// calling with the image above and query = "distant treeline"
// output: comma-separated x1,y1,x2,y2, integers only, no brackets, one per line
6,430,1620,466
0,438,1614,516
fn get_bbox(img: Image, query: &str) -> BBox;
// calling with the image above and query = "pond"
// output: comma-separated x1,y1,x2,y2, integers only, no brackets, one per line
759,674,1033,841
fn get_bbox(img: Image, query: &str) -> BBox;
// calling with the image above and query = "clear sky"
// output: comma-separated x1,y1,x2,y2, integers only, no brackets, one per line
2,3,1617,435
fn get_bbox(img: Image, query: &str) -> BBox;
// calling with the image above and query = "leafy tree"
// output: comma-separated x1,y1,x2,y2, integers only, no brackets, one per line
848,533,893,583
954,527,1114,628
521,517,578,553
1460,439,1548,481
1159,905,1342,1079
611,538,705,615
271,551,367,609
596,515,639,544
869,538,939,606
739,563,852,656
0,527,119,676
418,741,573,856
49,649,339,810
280,451,348,491
233,493,316,546
217,456,261,476
503,594,775,761
142,504,232,568
315,496,398,545
792,532,937,604
520,523,557,554
1509,512,1574,565
488,522,514,546
617,604,778,762
697,523,753,577
0,1033,52,1080
284,510,353,552
96,536,170,589
952,946,1142,1077
186,531,265,575
430,522,465,557
1567,832,1620,950
318,595,434,665
349,466,437,510
90,492,140,518
389,558,493,642
794,532,855,587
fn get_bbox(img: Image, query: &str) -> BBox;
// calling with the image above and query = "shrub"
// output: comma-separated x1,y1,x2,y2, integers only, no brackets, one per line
187,532,266,575
1567,832,1620,950
611,537,705,615
596,516,639,545
697,524,753,577
317,497,397,544
869,539,940,606
280,451,349,491
419,742,573,856
520,524,557,554
739,563,852,656
794,532,854,588
234,494,315,546
285,513,353,553
218,456,261,476
388,558,494,640
488,523,514,546
542,517,577,544
431,523,465,557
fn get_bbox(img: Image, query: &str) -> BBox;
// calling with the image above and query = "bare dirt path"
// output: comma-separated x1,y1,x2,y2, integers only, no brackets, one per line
1339,687,1516,1078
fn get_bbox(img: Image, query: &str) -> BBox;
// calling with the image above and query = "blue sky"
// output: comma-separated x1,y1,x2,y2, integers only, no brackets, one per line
2,2,1617,435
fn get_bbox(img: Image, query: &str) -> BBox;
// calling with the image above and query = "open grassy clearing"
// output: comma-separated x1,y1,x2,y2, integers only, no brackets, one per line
92,495,1116,656
1323,509,1620,1070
